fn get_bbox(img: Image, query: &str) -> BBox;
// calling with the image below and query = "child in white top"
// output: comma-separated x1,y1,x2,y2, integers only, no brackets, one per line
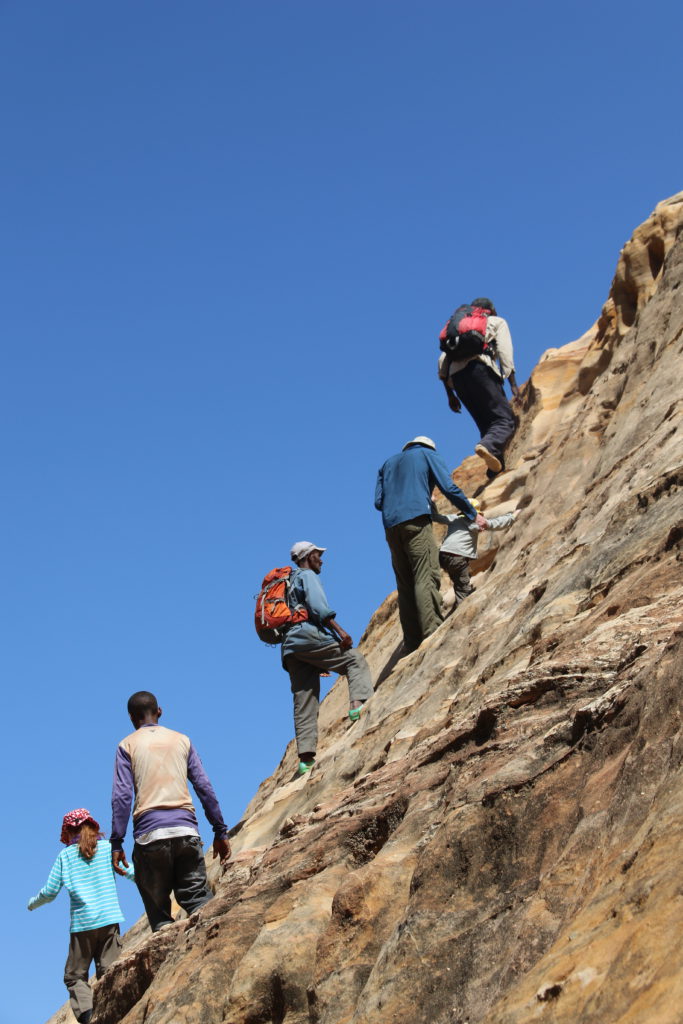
432,501,519,606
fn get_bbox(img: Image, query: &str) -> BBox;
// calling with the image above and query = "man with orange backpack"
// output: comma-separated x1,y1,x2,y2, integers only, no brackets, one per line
279,541,373,775
438,297,520,475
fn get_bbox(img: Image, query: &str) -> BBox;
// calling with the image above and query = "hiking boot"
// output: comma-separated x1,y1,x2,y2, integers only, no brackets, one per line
77,1012,93,1024
475,443,502,473
297,758,315,776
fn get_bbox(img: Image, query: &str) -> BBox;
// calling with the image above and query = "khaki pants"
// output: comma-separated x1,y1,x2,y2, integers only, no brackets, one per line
385,515,443,652
64,924,122,1018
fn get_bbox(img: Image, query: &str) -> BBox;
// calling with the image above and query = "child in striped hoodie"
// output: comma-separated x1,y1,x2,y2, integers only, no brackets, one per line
28,808,136,1024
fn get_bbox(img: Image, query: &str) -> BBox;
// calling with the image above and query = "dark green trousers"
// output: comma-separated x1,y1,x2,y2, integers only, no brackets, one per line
385,515,443,652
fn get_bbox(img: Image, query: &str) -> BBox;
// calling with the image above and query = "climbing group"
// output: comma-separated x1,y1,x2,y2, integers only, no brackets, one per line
27,296,521,1022
257,296,521,773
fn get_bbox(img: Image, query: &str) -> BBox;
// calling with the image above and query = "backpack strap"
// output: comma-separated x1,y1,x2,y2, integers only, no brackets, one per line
284,567,307,619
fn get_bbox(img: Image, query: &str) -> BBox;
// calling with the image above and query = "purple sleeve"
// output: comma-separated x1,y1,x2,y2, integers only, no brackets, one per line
187,745,228,839
110,746,134,851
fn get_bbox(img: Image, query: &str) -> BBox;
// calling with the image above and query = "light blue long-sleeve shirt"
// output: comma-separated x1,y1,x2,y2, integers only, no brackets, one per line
375,446,476,529
280,568,338,663
28,839,135,933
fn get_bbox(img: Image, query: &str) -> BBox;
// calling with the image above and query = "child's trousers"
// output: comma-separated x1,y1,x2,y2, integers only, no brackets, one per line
64,923,122,1018
439,552,473,606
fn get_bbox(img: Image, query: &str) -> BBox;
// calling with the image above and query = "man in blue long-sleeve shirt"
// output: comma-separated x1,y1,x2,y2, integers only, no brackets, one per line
375,437,486,653
110,691,231,932
281,541,374,775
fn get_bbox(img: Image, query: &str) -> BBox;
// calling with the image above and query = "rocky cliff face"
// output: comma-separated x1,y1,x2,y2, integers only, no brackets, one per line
49,193,683,1024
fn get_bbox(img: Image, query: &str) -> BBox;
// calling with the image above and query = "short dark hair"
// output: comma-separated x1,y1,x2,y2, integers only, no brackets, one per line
127,690,159,719
472,297,496,315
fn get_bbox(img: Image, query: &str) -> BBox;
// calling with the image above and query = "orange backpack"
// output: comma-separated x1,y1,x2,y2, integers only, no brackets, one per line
254,567,308,644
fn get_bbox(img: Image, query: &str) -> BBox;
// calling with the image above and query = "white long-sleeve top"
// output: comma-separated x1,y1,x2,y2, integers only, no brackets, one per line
432,509,519,559
438,314,515,382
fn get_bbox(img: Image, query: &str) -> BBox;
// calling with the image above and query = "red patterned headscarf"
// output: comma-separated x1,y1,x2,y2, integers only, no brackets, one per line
60,808,100,844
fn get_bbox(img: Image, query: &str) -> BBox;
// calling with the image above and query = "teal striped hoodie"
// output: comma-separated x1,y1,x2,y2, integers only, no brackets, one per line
28,839,135,933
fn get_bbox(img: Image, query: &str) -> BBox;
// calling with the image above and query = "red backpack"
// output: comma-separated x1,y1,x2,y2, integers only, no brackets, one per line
439,304,492,360
254,567,308,644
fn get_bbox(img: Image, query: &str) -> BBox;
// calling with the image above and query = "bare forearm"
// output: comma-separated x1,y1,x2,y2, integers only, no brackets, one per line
326,618,353,649
443,380,461,413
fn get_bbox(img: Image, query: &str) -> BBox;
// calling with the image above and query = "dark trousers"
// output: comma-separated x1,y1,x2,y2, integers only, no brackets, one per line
133,835,212,932
451,360,516,461
64,924,122,1018
439,551,473,606
385,515,443,653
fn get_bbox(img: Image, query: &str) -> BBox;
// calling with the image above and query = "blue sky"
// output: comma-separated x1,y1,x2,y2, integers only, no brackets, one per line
2,2,682,1022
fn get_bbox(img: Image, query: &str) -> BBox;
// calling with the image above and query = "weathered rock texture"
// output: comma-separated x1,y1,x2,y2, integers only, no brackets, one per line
48,193,683,1024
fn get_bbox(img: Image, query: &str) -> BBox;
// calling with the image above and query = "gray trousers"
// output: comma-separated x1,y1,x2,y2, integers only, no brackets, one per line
284,642,374,756
385,515,443,652
439,551,473,605
64,924,122,1017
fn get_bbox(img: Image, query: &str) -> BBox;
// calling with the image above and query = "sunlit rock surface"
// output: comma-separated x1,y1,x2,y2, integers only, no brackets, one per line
47,193,683,1024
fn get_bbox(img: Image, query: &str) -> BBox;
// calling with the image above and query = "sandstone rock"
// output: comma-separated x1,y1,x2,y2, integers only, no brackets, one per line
46,193,683,1024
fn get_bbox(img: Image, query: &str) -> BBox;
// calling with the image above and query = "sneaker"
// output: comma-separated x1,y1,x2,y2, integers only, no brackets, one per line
475,443,502,474
77,1012,93,1024
297,758,315,776
348,706,362,722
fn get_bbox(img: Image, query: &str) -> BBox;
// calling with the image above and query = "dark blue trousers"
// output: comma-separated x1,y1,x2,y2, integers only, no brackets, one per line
451,360,516,462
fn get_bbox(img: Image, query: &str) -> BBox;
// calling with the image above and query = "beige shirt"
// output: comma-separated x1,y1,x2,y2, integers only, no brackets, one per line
438,314,515,383
119,725,195,821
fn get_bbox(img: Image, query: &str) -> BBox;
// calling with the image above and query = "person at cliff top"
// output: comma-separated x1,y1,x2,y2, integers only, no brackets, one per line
281,541,374,776
431,499,520,607
375,437,487,654
110,691,231,933
438,297,520,475
27,808,136,1024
